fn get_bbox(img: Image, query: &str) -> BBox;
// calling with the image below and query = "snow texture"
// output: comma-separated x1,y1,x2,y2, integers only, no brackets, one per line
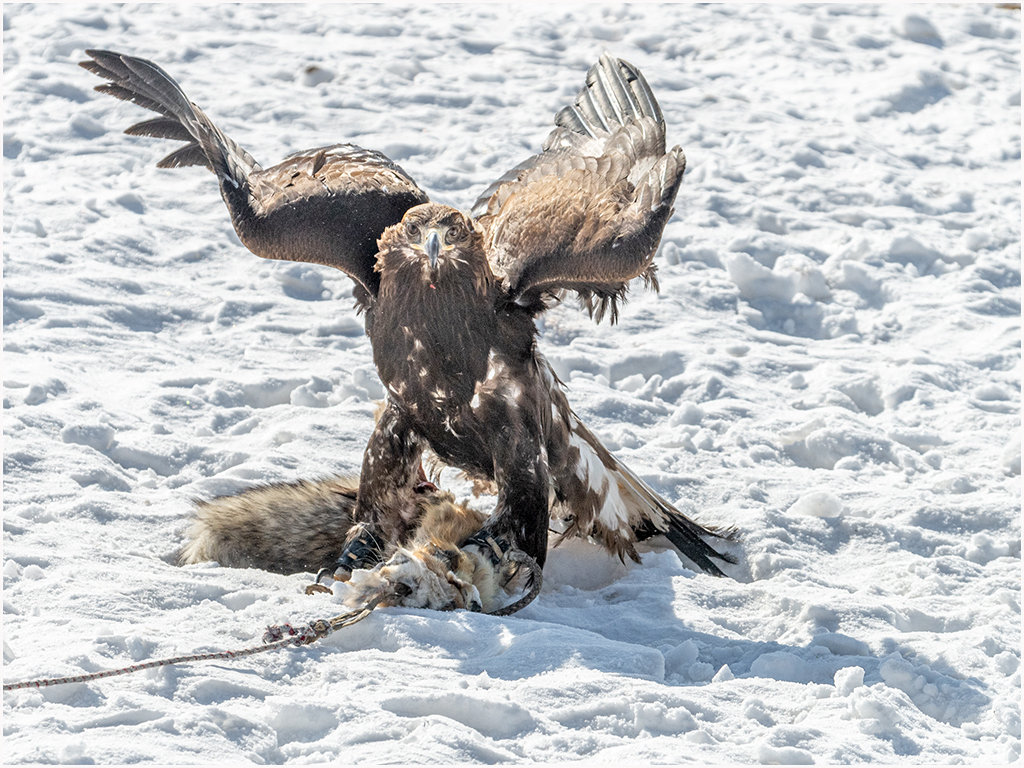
3,3,1020,764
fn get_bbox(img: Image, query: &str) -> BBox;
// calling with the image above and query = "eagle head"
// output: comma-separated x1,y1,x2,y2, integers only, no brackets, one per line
376,203,491,292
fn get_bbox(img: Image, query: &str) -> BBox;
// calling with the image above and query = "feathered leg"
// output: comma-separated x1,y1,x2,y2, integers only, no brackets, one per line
329,400,426,580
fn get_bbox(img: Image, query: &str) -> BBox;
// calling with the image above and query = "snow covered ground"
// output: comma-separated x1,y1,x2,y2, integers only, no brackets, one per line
3,3,1020,764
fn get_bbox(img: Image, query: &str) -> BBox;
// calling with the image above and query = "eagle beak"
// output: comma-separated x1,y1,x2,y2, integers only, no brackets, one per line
424,230,441,269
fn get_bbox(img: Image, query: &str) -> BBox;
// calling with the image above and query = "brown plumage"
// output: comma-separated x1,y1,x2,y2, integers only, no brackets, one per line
82,50,736,582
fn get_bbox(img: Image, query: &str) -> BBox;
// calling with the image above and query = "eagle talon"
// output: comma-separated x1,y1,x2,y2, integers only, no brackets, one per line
462,530,510,568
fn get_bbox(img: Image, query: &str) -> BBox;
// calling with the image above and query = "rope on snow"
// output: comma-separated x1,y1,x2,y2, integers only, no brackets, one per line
2,552,542,693
2,595,383,692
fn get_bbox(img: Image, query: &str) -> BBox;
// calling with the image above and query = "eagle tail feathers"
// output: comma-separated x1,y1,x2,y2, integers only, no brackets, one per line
613,462,738,578
566,414,736,577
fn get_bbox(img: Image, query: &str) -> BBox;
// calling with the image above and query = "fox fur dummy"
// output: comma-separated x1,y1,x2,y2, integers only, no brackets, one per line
178,475,517,613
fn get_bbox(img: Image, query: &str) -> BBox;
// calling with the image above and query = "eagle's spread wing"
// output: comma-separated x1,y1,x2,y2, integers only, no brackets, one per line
472,54,686,323
80,50,428,303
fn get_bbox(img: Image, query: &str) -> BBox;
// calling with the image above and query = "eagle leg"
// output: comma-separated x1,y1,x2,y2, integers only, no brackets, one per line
463,428,551,572
327,400,425,581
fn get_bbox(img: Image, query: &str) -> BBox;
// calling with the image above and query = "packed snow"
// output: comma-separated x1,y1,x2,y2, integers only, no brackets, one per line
3,3,1020,764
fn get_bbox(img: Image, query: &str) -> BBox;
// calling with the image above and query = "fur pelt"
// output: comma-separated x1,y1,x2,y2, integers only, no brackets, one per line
178,475,510,611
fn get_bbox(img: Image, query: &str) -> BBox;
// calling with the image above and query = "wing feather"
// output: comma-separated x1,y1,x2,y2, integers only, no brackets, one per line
473,54,684,323
124,116,198,143
155,143,210,170
80,50,428,302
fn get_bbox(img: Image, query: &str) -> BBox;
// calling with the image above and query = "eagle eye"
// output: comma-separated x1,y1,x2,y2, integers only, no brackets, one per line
445,223,467,244
404,222,421,240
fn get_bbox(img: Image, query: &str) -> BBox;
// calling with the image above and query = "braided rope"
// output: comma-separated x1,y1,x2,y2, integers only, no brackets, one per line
3,551,539,693
2,600,378,693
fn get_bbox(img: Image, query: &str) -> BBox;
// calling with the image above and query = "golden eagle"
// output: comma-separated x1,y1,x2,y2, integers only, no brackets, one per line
81,50,736,586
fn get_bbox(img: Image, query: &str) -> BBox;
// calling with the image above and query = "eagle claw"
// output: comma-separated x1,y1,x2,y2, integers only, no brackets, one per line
462,530,510,568
463,531,533,592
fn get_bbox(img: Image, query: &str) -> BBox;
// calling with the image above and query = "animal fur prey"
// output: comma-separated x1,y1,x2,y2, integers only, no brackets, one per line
180,475,520,612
